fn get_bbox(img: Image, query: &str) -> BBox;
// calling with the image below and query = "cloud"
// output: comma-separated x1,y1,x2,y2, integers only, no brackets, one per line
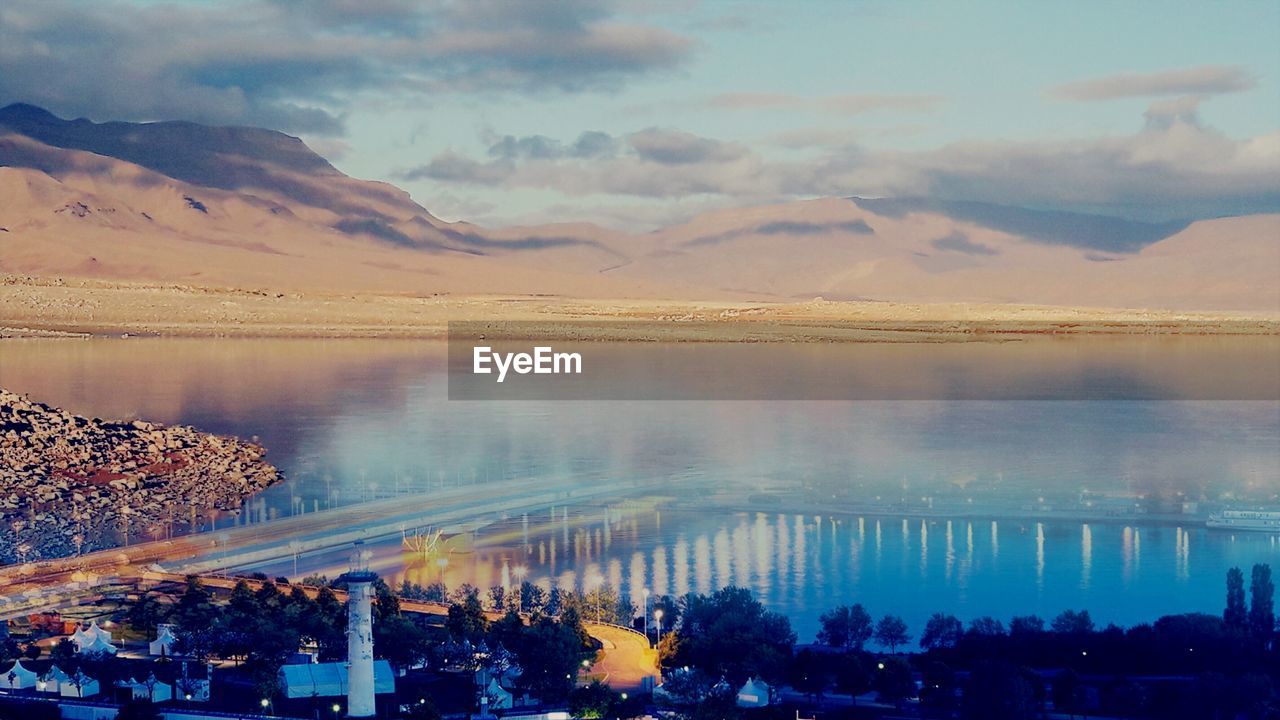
1051,65,1256,102
483,130,621,160
401,127,757,196
705,92,944,115
0,0,694,134
401,102,1280,223
627,128,747,164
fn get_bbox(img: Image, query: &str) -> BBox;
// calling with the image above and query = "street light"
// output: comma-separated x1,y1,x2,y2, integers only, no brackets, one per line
643,588,651,642
654,608,664,647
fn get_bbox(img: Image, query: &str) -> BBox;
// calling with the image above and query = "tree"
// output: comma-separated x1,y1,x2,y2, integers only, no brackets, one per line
678,587,796,685
787,649,830,700
1009,615,1045,636
488,585,507,612
921,661,957,718
874,615,910,653
651,594,682,631
921,613,963,650
127,592,168,640
833,652,870,699
1051,668,1086,719
817,603,874,650
963,660,1038,720
518,581,545,615
512,615,590,702
1051,610,1094,635
171,576,216,631
653,667,738,719
1249,563,1275,642
374,614,430,671
51,638,77,664
446,587,488,641
875,657,914,707
968,617,1006,637
569,679,619,719
1226,567,1248,630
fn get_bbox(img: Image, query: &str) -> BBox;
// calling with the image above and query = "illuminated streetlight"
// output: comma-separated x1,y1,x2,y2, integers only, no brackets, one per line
643,588,651,642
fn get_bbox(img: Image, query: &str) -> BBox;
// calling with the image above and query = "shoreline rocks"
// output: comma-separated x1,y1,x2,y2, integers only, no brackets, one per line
1,388,281,563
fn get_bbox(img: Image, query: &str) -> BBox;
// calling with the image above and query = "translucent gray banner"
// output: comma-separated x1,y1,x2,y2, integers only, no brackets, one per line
447,321,1280,400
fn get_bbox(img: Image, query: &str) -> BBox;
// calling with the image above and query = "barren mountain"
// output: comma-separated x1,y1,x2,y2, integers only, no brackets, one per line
0,104,1275,311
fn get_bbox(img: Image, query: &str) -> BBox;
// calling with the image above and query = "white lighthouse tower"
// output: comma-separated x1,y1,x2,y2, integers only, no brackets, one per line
342,541,379,718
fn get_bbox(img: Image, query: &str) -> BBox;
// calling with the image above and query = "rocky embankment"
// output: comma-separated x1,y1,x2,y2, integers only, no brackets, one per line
0,388,281,563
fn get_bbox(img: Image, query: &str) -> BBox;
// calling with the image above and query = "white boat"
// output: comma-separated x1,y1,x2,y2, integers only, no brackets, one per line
1207,510,1280,532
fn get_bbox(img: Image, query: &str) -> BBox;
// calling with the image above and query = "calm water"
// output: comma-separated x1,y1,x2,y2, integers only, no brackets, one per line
253,505,1280,642
2,337,1278,640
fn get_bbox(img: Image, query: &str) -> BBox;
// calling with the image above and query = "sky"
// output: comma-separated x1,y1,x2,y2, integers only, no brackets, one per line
1,0,1277,230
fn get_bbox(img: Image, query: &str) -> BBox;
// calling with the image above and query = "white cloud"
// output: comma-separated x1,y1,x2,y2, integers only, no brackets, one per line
402,102,1280,223
1051,65,1257,102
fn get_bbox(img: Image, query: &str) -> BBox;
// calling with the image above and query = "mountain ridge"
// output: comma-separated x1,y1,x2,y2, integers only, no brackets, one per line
0,104,1275,311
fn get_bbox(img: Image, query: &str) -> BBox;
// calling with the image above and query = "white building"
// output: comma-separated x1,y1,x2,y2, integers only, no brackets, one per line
118,673,174,703
60,670,100,698
278,660,395,700
736,677,772,708
149,624,178,656
0,659,38,689
39,665,70,694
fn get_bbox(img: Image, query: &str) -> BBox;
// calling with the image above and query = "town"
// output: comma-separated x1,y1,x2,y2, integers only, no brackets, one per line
1,541,1276,719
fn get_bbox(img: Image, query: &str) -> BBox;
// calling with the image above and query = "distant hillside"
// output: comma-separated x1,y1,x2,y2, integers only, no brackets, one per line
0,104,1275,311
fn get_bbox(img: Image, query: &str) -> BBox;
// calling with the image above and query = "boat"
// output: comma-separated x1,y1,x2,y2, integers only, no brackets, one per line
1207,510,1280,532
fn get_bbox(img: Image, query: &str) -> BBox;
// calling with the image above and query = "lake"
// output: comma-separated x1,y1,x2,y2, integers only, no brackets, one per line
2,336,1277,641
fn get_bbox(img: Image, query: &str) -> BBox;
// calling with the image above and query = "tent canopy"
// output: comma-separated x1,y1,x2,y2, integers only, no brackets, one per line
79,635,118,656
1,660,39,689
279,660,394,699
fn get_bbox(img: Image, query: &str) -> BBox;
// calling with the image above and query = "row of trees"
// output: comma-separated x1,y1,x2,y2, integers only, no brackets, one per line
396,578,636,626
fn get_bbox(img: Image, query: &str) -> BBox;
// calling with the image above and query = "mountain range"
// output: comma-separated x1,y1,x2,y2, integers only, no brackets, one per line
1,103,1276,311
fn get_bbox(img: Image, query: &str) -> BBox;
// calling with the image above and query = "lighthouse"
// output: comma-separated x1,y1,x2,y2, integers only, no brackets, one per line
342,541,379,718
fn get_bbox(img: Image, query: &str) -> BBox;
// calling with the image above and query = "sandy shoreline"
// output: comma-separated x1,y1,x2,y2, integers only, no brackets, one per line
3,275,1277,341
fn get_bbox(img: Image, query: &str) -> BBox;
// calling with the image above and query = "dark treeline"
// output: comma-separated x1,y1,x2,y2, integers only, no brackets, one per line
15,562,1275,719
648,563,1279,719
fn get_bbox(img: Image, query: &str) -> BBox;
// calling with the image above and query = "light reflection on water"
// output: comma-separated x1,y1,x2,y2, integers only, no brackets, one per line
262,505,1280,641
1,337,1278,635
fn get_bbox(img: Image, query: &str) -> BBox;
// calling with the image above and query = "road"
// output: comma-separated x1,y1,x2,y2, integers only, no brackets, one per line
0,475,659,619
582,623,657,691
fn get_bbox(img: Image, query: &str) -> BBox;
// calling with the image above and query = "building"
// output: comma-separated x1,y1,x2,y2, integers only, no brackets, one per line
278,659,396,700
149,624,178,656
0,659,38,689
117,673,174,703
736,677,772,707
342,541,381,718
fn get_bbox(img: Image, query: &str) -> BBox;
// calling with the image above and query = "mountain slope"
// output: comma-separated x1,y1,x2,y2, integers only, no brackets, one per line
0,104,1275,311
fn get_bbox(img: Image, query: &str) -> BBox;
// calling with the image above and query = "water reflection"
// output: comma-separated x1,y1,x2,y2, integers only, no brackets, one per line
2,337,1277,633
258,505,1279,641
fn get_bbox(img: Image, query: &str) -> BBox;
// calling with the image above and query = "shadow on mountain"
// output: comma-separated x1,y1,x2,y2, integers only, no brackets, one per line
0,103,422,221
852,197,1190,252
684,219,876,248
